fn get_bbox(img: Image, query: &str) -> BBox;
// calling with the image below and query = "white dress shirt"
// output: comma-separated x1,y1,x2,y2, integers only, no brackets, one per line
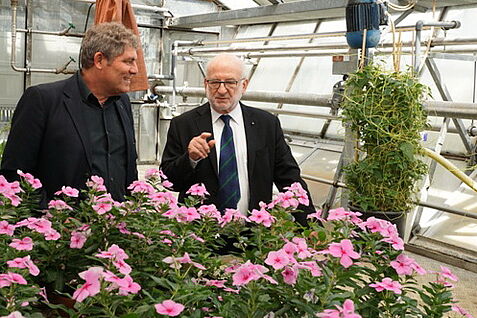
211,105,249,215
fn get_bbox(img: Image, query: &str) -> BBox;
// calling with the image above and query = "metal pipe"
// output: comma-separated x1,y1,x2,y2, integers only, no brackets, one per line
170,40,203,112
10,1,76,75
154,86,331,107
179,36,477,57
75,0,170,13
148,74,174,80
414,20,461,71
424,100,477,120
16,27,84,38
186,47,477,59
155,85,477,119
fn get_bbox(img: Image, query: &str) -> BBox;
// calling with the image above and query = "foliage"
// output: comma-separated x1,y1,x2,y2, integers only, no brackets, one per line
0,170,473,318
341,63,430,212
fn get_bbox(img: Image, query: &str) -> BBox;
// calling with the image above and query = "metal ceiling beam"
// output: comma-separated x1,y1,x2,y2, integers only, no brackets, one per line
169,0,348,28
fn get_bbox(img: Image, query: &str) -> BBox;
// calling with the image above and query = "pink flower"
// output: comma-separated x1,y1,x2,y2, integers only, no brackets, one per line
298,261,322,277
9,237,33,251
44,229,61,241
38,287,49,302
326,239,360,268
292,237,312,259
48,199,73,210
231,261,271,286
316,299,362,318
284,182,309,206
186,183,209,197
162,180,174,188
198,204,221,220
265,250,291,270
86,175,107,191
438,266,458,281
219,208,249,227
117,275,141,295
282,241,298,258
154,300,185,316
17,170,42,189
95,244,129,261
369,277,402,294
113,258,132,275
281,266,298,285
0,221,15,236
390,254,414,275
128,180,154,194
149,191,178,207
70,232,87,249
249,209,275,227
28,218,52,234
72,267,103,302
205,280,226,288
145,168,160,180
176,206,201,223
381,235,404,250
92,195,114,215
54,186,79,197
0,272,28,287
307,210,324,221
270,191,299,209
327,208,362,224
7,256,40,276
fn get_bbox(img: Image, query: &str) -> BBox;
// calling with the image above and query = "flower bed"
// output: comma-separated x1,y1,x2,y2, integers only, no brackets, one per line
0,170,474,317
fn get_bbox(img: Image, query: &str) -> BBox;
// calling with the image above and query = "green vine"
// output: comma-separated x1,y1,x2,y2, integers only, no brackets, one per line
342,64,430,212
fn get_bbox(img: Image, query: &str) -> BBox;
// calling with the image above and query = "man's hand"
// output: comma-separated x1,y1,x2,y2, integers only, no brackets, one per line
188,132,216,161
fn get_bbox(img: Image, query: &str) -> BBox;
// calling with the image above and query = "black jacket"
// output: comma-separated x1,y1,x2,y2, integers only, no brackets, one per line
161,102,314,225
0,73,138,205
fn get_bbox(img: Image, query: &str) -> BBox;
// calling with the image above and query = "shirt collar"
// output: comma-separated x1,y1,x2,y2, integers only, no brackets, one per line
211,102,242,124
77,71,120,106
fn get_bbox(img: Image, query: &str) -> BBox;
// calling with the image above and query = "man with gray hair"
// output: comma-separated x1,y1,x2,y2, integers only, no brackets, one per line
1,22,139,205
161,53,314,225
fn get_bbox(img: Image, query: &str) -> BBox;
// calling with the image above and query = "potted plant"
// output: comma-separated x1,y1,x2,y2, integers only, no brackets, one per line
341,63,429,235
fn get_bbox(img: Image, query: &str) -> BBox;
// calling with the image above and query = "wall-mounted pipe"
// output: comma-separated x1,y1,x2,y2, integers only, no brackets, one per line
10,0,76,75
170,40,203,112
178,36,477,56
414,20,461,72
16,26,84,38
154,85,477,120
154,86,331,107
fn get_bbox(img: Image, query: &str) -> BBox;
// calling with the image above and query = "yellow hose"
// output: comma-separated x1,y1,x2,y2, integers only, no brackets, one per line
422,148,477,193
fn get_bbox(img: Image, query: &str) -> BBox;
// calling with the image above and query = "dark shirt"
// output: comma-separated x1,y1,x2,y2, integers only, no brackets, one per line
77,74,128,201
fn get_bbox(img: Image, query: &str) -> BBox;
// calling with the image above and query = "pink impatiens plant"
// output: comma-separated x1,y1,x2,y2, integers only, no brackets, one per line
0,169,474,317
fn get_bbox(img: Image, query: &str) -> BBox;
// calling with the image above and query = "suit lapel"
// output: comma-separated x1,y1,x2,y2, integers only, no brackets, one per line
195,103,218,177
63,74,93,169
116,98,135,181
242,104,258,179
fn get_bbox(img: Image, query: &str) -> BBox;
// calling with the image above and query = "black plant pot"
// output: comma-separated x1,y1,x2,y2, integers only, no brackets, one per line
350,206,407,238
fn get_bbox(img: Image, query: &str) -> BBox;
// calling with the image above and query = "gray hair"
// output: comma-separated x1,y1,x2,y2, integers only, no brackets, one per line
80,22,139,69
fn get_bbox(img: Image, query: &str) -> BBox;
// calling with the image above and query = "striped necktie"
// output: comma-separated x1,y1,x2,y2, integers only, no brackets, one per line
217,114,241,211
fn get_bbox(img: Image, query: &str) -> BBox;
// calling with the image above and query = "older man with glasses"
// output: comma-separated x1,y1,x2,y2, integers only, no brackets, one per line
161,53,314,226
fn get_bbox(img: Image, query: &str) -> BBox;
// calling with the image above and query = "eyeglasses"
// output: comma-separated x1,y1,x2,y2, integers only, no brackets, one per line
205,79,244,90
